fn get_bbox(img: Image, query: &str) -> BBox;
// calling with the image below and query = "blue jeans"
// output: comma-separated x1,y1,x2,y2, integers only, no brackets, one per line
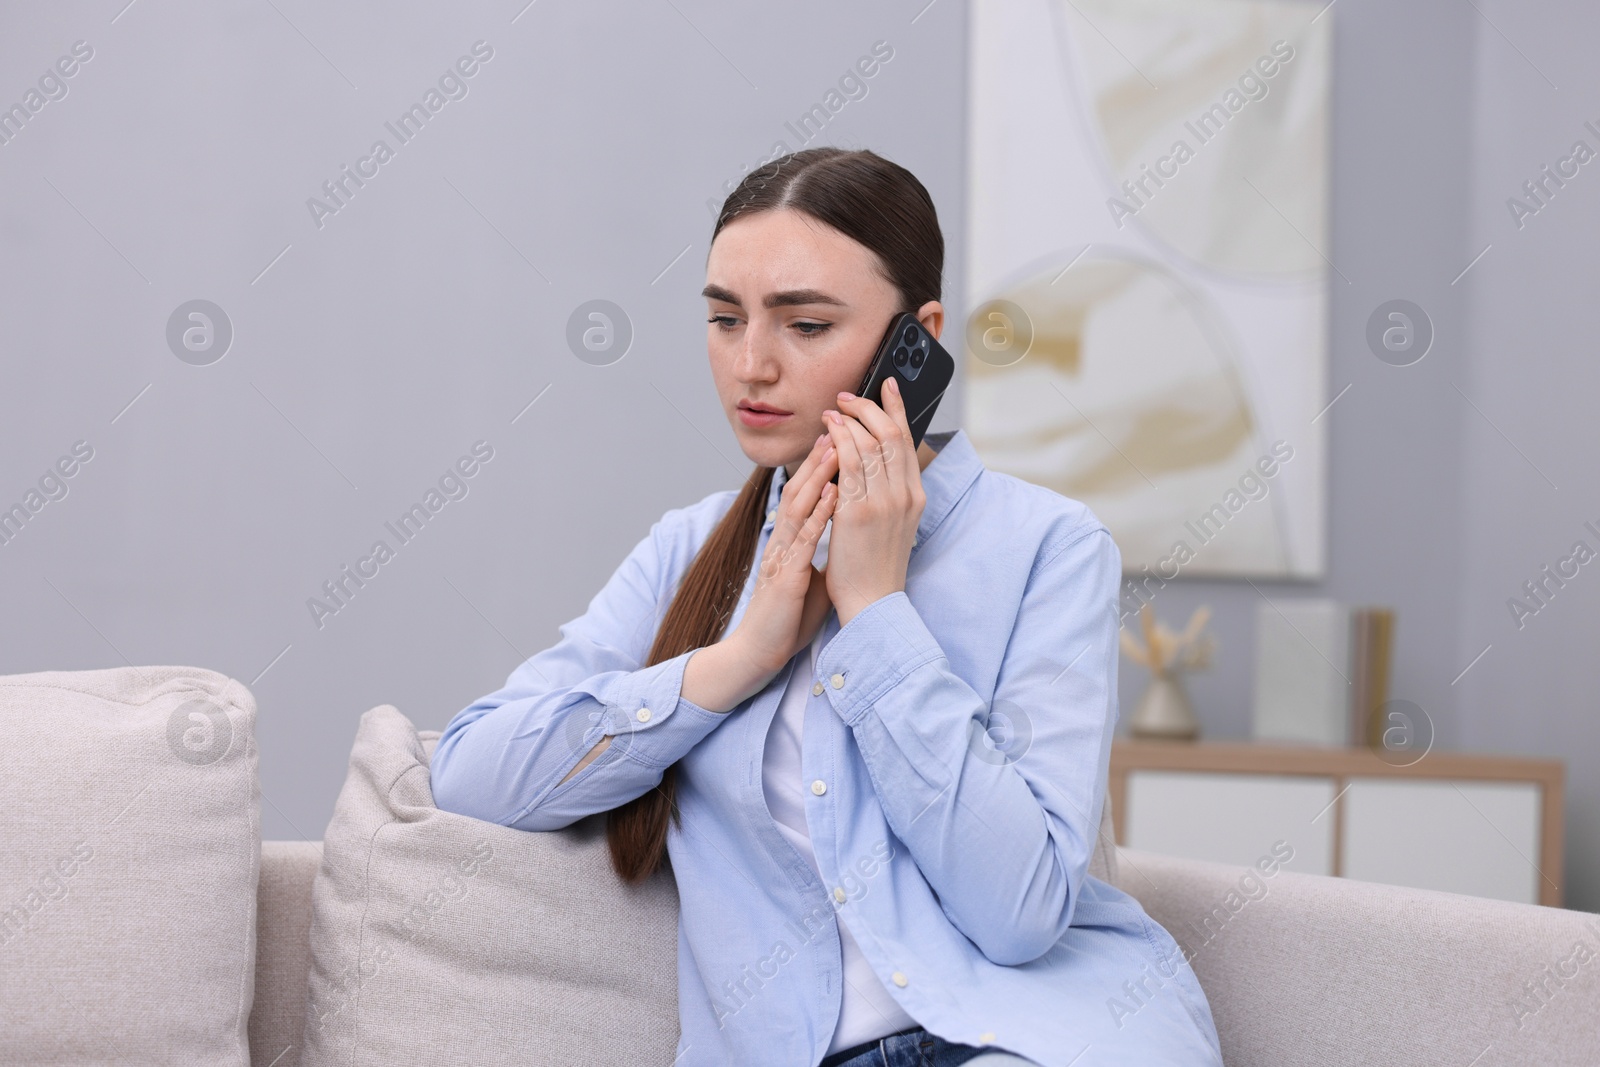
818,1026,1039,1067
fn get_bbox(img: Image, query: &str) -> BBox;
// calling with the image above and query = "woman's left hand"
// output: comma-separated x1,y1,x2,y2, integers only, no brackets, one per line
822,375,926,627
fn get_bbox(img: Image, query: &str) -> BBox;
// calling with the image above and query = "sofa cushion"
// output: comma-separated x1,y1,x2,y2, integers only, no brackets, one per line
1114,846,1600,1067
0,666,260,1065
299,705,680,1066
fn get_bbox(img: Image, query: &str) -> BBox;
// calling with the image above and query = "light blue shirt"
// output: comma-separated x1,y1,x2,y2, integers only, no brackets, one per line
431,428,1222,1066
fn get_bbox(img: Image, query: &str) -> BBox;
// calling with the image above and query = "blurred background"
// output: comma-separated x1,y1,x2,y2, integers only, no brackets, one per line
1,0,1595,912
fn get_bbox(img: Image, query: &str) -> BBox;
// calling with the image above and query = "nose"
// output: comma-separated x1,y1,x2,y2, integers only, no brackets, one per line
731,321,779,385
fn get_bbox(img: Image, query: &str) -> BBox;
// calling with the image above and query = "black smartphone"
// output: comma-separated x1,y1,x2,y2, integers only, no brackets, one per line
830,312,955,485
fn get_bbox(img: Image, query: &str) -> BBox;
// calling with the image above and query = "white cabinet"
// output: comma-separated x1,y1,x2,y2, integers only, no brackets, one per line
1341,778,1544,903
1110,740,1563,906
1124,771,1337,875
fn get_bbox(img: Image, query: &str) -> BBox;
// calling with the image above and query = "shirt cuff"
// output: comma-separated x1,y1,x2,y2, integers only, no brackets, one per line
579,646,729,769
814,591,945,726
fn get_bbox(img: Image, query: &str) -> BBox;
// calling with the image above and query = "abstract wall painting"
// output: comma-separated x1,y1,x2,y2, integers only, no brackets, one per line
965,0,1332,579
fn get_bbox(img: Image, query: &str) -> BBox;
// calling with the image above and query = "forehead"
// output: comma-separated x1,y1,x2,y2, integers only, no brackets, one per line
705,209,887,293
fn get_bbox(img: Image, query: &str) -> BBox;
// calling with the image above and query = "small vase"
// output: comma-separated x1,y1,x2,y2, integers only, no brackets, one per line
1130,673,1199,741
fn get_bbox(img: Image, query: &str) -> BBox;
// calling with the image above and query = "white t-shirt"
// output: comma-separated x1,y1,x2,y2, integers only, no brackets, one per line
759,521,918,1054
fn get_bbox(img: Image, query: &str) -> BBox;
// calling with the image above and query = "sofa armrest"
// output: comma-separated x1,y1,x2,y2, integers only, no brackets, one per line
250,840,323,1067
1113,847,1598,1067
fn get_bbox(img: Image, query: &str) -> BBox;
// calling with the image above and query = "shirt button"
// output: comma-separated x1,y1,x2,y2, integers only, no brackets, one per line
766,508,777,523
810,779,826,795
636,706,651,723
891,971,908,987
979,1032,996,1044
833,887,847,903
830,673,845,689
811,681,824,696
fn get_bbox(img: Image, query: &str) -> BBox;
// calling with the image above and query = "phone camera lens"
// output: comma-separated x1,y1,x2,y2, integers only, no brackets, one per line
910,348,925,368
903,326,918,343
893,346,910,367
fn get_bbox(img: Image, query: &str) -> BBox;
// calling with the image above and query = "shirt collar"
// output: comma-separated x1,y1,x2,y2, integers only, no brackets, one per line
760,428,982,554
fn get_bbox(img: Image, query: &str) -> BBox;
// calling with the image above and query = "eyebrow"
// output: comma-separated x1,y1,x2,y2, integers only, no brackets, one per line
701,284,847,309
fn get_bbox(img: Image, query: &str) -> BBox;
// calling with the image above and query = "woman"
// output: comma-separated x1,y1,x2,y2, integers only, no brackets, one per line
431,148,1222,1067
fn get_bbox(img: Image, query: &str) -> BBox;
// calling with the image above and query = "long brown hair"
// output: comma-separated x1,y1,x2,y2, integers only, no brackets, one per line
605,147,945,883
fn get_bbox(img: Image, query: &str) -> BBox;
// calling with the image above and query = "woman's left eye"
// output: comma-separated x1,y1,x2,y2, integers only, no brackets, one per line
793,321,831,337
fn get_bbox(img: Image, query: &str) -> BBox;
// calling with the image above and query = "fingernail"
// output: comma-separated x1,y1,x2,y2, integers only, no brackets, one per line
824,410,838,421
837,391,855,400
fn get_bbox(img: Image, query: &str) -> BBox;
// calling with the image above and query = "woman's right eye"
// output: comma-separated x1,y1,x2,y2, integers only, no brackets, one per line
708,315,739,330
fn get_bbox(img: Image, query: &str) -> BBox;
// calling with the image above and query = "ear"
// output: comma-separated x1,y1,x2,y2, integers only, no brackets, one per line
914,300,945,341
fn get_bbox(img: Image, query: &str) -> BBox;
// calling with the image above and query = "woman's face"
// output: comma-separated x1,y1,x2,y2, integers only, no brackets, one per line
703,208,943,476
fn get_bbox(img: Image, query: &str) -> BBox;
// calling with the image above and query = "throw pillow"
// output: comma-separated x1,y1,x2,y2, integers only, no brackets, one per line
0,665,259,1065
299,705,680,1066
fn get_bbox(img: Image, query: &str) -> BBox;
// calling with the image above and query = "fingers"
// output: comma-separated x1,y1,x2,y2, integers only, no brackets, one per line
834,380,917,497
873,376,920,485
822,409,868,503
794,482,836,555
781,433,836,514
825,405,891,503
762,480,835,583
760,436,837,581
838,382,912,467
782,434,838,523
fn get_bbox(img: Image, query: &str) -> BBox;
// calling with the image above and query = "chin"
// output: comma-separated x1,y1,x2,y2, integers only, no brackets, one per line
732,427,803,470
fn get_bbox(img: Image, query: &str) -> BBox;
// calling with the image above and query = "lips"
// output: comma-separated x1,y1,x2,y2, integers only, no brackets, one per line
737,402,792,428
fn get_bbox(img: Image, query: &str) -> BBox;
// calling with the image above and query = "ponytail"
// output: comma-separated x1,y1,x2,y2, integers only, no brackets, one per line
605,464,773,883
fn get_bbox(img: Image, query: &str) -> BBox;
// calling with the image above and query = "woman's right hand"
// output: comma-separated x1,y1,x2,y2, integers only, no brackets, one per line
729,432,840,677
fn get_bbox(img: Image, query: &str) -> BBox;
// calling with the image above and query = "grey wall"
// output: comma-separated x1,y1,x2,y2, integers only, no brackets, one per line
0,0,969,845
2,1,1594,909
1456,1,1600,911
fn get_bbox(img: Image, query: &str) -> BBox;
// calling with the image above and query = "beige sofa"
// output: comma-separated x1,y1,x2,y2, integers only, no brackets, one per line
4,667,1594,1066
249,836,1600,1067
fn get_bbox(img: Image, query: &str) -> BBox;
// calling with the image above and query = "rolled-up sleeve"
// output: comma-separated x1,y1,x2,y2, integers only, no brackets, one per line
430,514,733,832
814,524,1121,966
